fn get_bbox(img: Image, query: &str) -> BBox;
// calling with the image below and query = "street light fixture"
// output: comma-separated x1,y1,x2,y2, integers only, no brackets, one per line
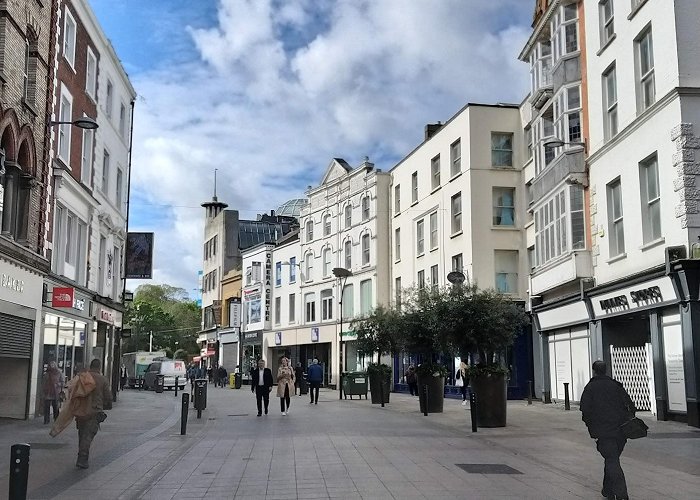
332,267,353,400
543,137,586,152
47,117,99,130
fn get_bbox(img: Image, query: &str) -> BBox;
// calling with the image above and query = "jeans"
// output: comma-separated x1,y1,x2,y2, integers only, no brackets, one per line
76,416,100,466
460,385,469,401
280,385,290,412
255,386,270,415
44,399,59,424
596,437,628,499
309,382,320,403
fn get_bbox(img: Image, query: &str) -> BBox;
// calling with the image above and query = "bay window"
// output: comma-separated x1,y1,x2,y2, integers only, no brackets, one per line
551,3,579,65
533,185,585,268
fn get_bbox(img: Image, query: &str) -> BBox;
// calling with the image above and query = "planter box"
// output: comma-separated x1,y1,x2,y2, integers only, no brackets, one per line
471,372,507,427
417,375,445,413
369,372,390,404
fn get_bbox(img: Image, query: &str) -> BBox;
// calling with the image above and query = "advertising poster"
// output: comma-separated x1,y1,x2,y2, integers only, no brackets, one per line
125,232,154,279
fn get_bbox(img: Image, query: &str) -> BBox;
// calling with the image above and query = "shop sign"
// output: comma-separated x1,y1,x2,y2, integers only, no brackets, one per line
264,252,272,322
73,297,85,311
243,330,262,344
311,327,319,343
229,297,241,328
340,330,357,339
51,287,74,308
99,309,115,324
275,331,282,345
1,272,24,293
591,277,676,318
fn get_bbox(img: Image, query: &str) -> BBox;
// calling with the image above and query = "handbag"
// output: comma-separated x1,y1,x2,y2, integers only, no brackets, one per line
619,417,648,439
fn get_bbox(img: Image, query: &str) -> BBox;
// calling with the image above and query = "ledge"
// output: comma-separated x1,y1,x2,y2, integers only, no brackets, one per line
628,0,649,20
450,230,463,239
596,33,617,57
640,237,665,252
449,171,463,183
606,252,627,265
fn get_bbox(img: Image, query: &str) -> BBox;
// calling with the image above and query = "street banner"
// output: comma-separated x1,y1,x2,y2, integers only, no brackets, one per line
125,232,154,279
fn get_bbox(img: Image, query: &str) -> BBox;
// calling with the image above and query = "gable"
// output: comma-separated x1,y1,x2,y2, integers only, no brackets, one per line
319,158,352,186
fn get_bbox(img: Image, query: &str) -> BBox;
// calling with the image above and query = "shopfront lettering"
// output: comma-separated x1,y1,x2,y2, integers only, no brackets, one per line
1,273,24,293
599,295,628,311
74,298,85,311
630,286,662,304
264,252,272,322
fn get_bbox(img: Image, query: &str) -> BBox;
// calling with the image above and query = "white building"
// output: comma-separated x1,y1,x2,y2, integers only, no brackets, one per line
390,104,528,390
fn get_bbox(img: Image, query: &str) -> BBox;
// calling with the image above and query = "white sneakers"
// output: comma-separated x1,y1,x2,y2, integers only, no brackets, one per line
282,411,287,416
461,401,467,406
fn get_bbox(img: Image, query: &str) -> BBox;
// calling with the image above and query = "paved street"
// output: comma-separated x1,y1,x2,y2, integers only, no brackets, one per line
1,385,699,499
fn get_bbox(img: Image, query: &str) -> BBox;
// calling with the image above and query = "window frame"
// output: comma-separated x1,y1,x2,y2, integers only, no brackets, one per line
607,178,625,258
361,233,370,265
101,148,110,194
450,139,461,177
599,0,614,47
323,247,331,277
304,293,316,323
80,126,93,186
323,213,331,236
359,279,372,315
635,27,655,112
416,219,425,255
602,64,618,140
431,154,440,190
274,296,281,325
321,289,333,321
306,219,314,241
491,132,514,167
417,270,425,290
492,187,516,227
288,293,296,323
494,250,519,295
411,172,418,203
63,7,77,68
116,167,123,211
289,257,297,283
394,227,401,261
361,195,370,221
344,203,352,229
451,253,463,272
105,79,114,118
430,264,439,288
451,193,462,234
344,239,352,269
275,261,282,286
394,184,401,213
305,252,314,281
58,88,73,165
639,154,661,243
429,211,438,250
85,47,97,99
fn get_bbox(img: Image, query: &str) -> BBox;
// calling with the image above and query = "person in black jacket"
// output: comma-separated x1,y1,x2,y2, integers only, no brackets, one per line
580,360,635,500
250,359,273,416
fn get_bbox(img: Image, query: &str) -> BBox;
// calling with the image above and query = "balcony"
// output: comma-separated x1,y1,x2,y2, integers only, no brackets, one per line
531,251,592,295
530,146,586,203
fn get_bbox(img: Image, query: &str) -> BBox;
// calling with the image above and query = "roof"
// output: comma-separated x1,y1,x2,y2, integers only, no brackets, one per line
276,199,308,217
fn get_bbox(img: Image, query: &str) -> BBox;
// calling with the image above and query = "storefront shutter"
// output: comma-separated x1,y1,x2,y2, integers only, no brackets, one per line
0,313,34,358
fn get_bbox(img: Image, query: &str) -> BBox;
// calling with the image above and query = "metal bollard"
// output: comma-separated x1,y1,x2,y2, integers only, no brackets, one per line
469,391,478,432
422,384,429,416
9,444,30,500
527,380,533,405
379,379,385,408
564,382,570,410
175,377,179,397
180,393,189,435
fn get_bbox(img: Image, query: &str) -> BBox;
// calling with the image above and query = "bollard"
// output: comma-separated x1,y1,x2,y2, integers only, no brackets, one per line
527,380,533,405
543,390,551,404
564,382,570,410
175,377,179,397
9,443,30,500
379,379,385,408
180,393,189,435
469,391,478,432
422,384,429,416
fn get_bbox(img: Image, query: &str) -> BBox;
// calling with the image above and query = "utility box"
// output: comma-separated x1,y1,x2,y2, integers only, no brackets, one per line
342,372,368,399
194,379,207,410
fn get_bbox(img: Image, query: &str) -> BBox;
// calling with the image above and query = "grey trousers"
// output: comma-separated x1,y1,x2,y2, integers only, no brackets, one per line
76,416,100,465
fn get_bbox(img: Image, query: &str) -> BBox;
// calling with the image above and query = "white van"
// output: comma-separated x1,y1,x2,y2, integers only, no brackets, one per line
143,360,187,390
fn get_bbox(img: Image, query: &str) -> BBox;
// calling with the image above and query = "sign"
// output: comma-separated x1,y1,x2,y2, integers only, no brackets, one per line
662,315,687,413
264,252,272,322
212,300,222,325
311,327,319,343
229,297,241,328
125,232,154,279
51,287,74,308
275,331,282,346
99,308,115,324
123,291,134,302
591,277,677,318
1,272,24,293
341,330,356,339
73,297,85,311
242,330,262,344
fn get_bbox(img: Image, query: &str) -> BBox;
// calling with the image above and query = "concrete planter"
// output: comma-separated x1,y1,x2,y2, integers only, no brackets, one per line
417,375,445,413
471,372,507,427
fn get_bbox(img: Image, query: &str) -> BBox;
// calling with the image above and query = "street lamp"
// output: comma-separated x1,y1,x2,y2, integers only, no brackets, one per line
47,117,99,130
332,266,353,399
543,137,586,152
447,271,466,285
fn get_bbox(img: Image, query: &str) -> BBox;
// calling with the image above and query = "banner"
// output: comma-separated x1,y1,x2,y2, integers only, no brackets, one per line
125,232,154,279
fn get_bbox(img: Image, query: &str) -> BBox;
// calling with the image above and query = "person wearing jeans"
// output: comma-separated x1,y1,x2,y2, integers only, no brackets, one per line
42,361,64,424
307,358,323,404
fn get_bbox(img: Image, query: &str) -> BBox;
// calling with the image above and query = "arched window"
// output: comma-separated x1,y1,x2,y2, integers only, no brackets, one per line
344,239,352,269
305,252,314,281
1,133,31,244
323,214,331,236
306,219,314,241
344,204,352,229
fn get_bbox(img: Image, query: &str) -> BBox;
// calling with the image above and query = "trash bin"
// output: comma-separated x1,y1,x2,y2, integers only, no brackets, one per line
299,374,308,395
229,373,236,389
234,373,242,389
342,371,368,399
194,379,207,410
155,374,165,394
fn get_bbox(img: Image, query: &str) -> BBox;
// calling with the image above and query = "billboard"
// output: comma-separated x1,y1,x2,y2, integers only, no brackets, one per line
125,232,154,279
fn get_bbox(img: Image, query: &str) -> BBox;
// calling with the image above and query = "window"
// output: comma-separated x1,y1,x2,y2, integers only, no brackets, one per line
570,185,585,250
394,185,400,213
416,219,425,254
288,294,296,322
212,235,217,255
429,211,438,250
63,8,76,67
289,257,296,282
360,279,372,315
119,103,127,138
342,284,354,320
77,220,87,284
431,155,440,190
411,172,418,203
105,79,113,118
306,219,313,241
324,214,331,236
636,28,655,112
493,188,515,226
491,133,513,167
451,193,462,234
639,155,661,243
22,39,30,101
430,264,439,287
553,85,582,147
102,149,110,193
362,196,370,221
495,250,518,294
305,253,313,281
530,40,552,95
116,168,123,210
98,235,106,293
361,234,370,265
58,91,72,163
631,0,645,9
599,0,614,46
533,187,585,268
551,3,578,64
344,204,352,228
65,212,75,265
274,297,281,325
81,128,93,185
245,266,252,286
344,239,352,269
452,253,463,272
86,48,97,98
395,277,402,309
394,228,401,261
251,262,262,282
275,261,282,286
417,270,425,290
607,179,625,257
321,289,333,321
603,65,618,140
304,293,316,323
525,126,533,160
323,248,331,276
450,140,461,177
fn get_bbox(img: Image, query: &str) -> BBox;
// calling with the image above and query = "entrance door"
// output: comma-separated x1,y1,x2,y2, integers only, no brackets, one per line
610,344,653,412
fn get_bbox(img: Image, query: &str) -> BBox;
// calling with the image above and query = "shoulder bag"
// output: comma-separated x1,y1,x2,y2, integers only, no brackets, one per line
619,417,648,439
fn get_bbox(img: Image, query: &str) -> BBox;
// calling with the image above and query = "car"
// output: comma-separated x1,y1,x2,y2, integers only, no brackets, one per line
143,360,187,390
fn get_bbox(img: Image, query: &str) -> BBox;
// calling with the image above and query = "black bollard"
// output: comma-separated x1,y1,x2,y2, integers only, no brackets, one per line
527,380,533,405
564,382,570,410
469,391,478,432
379,379,385,408
175,377,179,397
180,393,189,435
422,384,429,416
9,443,30,500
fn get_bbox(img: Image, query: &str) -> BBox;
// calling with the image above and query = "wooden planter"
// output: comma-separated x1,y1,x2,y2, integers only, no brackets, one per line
471,372,508,427
417,374,445,413
369,372,391,404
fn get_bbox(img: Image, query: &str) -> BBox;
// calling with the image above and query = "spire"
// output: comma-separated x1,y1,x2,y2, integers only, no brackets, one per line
202,168,228,215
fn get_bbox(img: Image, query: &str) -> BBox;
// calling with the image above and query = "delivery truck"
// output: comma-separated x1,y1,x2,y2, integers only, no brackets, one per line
121,351,167,388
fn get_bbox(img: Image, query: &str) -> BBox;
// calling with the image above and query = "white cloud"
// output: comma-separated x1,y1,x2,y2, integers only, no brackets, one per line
127,0,531,293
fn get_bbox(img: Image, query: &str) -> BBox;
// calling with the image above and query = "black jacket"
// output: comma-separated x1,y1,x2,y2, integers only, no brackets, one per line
580,375,635,439
250,367,273,392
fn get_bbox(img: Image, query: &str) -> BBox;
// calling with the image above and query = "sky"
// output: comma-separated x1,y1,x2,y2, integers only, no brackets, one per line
88,0,534,298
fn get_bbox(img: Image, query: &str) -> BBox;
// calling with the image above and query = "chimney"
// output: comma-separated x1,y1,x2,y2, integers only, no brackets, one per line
424,121,442,140
270,210,275,217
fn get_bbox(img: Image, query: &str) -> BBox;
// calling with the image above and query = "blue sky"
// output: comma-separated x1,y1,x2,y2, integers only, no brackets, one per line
88,0,533,296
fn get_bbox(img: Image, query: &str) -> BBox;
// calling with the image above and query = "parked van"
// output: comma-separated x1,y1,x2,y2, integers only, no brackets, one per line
143,360,187,390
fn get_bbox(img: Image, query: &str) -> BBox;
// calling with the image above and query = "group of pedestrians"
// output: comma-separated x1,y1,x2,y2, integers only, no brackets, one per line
250,357,324,416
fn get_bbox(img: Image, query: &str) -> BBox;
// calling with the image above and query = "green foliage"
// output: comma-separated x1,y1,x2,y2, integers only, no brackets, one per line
415,362,449,378
366,362,392,376
351,305,404,362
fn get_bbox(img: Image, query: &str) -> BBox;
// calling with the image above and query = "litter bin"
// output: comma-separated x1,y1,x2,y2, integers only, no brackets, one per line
299,374,308,395
155,374,165,393
342,371,368,399
229,373,236,389
194,379,207,411
234,373,242,389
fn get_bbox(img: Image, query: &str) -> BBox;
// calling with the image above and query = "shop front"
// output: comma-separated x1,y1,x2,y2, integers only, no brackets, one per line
219,328,239,373
0,257,44,419
241,330,263,382
265,326,333,386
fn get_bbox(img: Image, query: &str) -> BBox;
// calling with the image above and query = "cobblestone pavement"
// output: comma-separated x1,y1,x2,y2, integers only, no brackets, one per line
1,385,699,499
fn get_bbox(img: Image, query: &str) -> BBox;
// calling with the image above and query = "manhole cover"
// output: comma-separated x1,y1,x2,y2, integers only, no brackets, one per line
227,414,249,417
648,432,700,439
457,464,522,475
28,443,67,450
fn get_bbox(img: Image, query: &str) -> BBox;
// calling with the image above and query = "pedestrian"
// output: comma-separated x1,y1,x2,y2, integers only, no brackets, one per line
212,365,219,386
405,365,418,396
250,359,273,416
456,361,469,405
307,358,323,405
74,359,112,469
42,361,64,424
207,366,213,384
294,362,304,396
218,365,227,388
277,357,295,415
580,360,635,500
119,363,128,390
189,365,196,391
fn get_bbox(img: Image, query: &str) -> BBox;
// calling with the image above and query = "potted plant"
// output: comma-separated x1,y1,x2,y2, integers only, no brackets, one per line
366,362,392,404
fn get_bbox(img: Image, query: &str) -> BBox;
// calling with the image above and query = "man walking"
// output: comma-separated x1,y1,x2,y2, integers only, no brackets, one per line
42,361,64,424
307,358,323,405
580,360,635,500
250,359,273,416
75,359,112,469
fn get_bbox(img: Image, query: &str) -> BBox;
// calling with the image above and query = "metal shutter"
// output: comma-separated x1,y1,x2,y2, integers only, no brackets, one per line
0,313,34,358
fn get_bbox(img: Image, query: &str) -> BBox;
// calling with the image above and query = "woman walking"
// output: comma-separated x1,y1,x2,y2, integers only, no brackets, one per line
277,357,295,415
456,361,469,405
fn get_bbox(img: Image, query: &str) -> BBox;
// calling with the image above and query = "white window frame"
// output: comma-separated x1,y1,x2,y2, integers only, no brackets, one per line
493,187,515,227
431,155,440,190
344,203,352,228
274,296,281,325
607,179,625,257
411,172,418,203
105,79,114,118
63,8,77,68
344,239,352,269
450,139,461,177
635,27,655,112
85,47,97,99
394,184,400,213
551,3,579,65
288,293,296,323
599,0,614,47
553,84,582,152
342,284,354,320
533,187,586,268
116,167,123,211
494,250,518,295
452,253,463,272
639,154,661,243
321,289,333,321
361,195,370,221
603,64,618,140
119,103,127,138
289,257,297,283
323,247,331,277
80,126,93,186
305,252,313,282
429,211,438,250
58,88,73,165
430,264,438,287
361,233,370,265
101,148,110,193
451,193,462,234
394,228,400,261
360,279,372,315
491,132,514,167
304,293,316,323
416,219,425,255
306,219,314,241
323,214,331,236
275,261,282,286
529,40,552,95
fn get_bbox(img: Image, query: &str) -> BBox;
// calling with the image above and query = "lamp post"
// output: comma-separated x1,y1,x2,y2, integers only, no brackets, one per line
47,117,99,130
332,267,353,399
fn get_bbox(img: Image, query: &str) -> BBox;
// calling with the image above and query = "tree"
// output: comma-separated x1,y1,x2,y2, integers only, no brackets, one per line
351,305,404,364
